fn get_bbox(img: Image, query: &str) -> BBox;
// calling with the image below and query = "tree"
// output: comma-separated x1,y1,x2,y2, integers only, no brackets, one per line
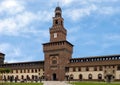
0,68,11,84
5,69,11,74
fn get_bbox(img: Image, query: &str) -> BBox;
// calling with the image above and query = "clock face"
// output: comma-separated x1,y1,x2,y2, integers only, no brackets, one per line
54,33,57,38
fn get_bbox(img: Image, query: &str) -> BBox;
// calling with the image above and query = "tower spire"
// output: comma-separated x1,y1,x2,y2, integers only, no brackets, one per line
57,1,59,7
49,6,66,42
55,5,62,18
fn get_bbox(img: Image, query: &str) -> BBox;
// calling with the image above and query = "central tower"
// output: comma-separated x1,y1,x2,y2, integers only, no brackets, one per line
43,6,73,81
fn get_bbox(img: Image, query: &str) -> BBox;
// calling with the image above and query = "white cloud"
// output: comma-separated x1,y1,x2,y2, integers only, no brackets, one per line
0,43,35,63
63,0,120,21
1,0,119,36
97,34,120,50
12,48,22,57
0,0,52,37
0,43,21,57
83,40,96,45
105,34,120,41
0,43,11,52
49,0,74,7
98,7,120,15
6,56,34,63
64,4,97,21
60,0,74,6
0,11,51,36
0,0,24,15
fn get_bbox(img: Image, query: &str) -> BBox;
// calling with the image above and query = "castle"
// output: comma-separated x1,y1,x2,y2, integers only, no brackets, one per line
0,6,120,82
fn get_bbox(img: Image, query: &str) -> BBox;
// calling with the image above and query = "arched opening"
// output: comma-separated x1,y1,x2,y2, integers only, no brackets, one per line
15,75,18,82
26,75,30,81
52,73,57,80
52,60,57,64
61,21,63,26
98,74,102,80
4,75,6,81
88,74,92,79
34,75,38,80
32,75,34,80
10,75,14,82
55,20,58,25
79,74,83,80
70,74,74,80
21,75,24,79
7,76,10,80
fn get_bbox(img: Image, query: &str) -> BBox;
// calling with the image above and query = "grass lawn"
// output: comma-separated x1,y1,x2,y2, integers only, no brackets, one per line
71,82,120,85
0,82,43,85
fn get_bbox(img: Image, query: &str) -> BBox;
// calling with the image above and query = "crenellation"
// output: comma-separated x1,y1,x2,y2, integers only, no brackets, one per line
70,55,120,63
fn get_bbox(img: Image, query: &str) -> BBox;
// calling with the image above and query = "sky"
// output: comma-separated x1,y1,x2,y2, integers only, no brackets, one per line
0,0,120,63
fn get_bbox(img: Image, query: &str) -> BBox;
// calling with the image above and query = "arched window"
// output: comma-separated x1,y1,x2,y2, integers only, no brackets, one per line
52,60,57,64
16,75,18,80
99,66,103,71
78,67,81,71
117,65,120,70
88,74,92,79
73,67,76,72
21,75,24,79
94,67,97,71
86,67,89,71
52,57,57,64
12,75,14,80
10,75,14,82
79,74,83,80
98,74,102,80
61,21,63,25
31,69,34,73
34,75,38,80
55,20,58,25
7,76,10,80
26,75,30,80
70,74,74,80
32,75,34,80
4,75,6,81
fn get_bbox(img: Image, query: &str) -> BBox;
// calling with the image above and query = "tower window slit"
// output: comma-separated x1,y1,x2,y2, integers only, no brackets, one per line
55,20,58,25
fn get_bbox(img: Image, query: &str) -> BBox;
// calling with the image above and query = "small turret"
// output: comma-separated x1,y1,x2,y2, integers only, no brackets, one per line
55,6,62,12
55,6,62,17
0,52,5,64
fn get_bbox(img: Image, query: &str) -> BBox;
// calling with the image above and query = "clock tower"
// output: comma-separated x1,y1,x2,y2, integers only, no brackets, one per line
43,6,73,81
50,6,66,42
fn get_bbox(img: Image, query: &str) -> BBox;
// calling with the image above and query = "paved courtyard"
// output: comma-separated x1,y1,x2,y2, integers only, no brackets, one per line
43,81,71,85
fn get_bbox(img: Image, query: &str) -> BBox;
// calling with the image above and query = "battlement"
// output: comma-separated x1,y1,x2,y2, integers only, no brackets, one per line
70,55,120,63
43,41,73,53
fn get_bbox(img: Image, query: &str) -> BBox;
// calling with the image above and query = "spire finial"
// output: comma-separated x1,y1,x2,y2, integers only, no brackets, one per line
57,1,59,7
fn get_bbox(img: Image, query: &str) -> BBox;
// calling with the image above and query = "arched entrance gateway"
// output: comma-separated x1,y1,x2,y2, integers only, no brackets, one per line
52,73,57,80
